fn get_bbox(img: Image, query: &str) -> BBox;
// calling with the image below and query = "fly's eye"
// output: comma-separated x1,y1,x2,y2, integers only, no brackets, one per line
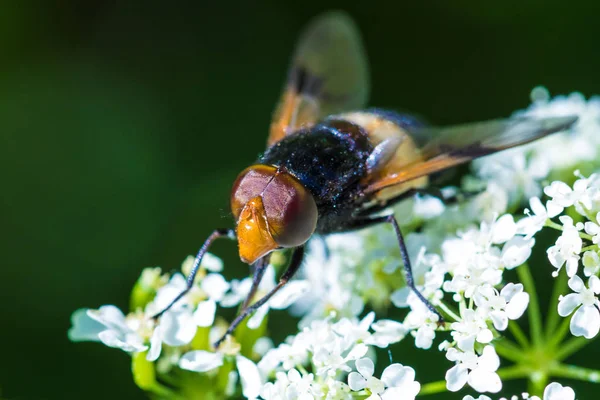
262,172,318,248
230,165,317,248
230,165,279,220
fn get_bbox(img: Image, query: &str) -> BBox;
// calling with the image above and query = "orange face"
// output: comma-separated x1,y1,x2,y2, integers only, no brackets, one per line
231,165,318,264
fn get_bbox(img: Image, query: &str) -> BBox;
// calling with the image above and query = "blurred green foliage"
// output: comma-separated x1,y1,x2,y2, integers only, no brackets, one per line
1,1,600,399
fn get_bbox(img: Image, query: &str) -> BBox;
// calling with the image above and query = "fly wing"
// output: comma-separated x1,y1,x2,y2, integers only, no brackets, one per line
364,115,578,194
268,11,369,146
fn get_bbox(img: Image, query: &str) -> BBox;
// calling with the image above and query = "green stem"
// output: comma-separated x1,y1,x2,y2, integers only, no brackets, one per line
497,364,529,380
508,320,530,349
419,380,447,396
528,371,548,397
517,263,544,346
547,315,572,350
581,244,598,252
437,300,461,322
545,220,563,231
544,221,593,240
494,339,525,363
550,363,600,383
545,268,568,339
555,336,597,361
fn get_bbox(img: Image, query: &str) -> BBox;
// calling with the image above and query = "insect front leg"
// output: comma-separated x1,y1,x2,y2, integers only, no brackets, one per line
239,255,271,312
152,228,236,319
214,246,305,349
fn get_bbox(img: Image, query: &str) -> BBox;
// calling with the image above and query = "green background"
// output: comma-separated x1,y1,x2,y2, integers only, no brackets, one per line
1,1,599,399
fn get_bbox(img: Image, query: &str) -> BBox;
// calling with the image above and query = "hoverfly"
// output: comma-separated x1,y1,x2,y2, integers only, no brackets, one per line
154,11,577,347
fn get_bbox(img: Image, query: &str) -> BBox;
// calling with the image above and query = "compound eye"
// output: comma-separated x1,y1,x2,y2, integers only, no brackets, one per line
262,172,318,248
230,165,278,220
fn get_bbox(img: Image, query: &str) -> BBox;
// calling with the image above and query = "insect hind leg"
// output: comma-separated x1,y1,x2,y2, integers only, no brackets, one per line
346,215,444,322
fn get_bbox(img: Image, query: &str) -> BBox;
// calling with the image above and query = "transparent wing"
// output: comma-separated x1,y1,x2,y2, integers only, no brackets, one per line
365,115,578,194
268,11,369,146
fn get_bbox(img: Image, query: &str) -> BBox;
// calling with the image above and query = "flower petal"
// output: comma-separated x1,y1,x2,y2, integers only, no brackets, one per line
348,372,367,391
201,273,230,301
445,364,468,392
236,355,262,399
269,281,310,309
381,364,416,388
160,309,197,346
502,237,533,269
68,309,106,342
247,303,269,330
570,305,600,339
467,369,502,393
202,252,224,272
381,383,420,400
557,293,581,317
194,299,216,327
97,330,147,352
505,292,530,320
146,327,162,361
543,382,575,400
491,215,516,244
179,350,224,372
356,357,375,378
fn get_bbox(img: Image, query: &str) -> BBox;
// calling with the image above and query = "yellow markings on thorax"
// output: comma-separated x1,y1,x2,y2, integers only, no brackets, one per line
335,111,429,204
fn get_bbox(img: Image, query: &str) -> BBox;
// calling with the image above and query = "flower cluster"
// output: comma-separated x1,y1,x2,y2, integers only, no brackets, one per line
69,89,600,399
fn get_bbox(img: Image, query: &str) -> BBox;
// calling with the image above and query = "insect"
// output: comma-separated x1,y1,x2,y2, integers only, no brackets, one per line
153,11,577,347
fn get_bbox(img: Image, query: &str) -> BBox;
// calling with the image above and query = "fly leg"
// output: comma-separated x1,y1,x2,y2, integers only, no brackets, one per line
239,255,270,312
346,215,444,322
152,228,236,319
214,246,305,348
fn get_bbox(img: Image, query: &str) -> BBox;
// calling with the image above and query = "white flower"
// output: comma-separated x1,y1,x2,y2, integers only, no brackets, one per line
180,347,262,399
348,358,385,397
450,309,494,352
348,357,420,400
547,216,583,277
463,396,492,400
474,283,530,331
400,294,440,350
544,174,596,216
68,306,148,353
542,382,575,400
517,197,561,239
558,275,600,338
445,346,501,393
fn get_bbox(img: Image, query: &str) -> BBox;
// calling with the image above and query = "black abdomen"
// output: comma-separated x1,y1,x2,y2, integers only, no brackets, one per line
260,120,373,232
